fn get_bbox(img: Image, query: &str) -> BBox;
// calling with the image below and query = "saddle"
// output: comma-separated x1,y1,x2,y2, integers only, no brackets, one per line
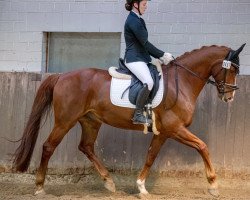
116,58,161,105
109,58,163,135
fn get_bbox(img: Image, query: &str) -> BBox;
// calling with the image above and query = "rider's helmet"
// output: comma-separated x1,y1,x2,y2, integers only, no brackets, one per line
125,0,150,15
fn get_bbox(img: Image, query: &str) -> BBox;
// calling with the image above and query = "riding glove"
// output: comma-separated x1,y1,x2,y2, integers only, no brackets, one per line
160,52,174,65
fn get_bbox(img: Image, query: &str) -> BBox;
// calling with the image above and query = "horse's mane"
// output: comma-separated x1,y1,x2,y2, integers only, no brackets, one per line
176,45,230,60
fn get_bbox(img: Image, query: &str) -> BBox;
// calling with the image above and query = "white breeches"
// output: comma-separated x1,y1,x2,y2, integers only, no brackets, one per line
125,61,154,91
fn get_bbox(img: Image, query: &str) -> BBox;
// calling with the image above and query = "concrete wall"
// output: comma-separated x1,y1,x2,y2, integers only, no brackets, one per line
0,0,250,74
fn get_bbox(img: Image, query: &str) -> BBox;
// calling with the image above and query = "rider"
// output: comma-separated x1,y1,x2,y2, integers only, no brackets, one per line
124,0,174,124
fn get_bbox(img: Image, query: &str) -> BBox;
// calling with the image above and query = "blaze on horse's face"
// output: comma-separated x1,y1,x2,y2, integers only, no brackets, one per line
212,44,246,103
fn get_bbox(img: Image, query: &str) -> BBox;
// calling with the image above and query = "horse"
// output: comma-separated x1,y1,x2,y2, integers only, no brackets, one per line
12,44,245,197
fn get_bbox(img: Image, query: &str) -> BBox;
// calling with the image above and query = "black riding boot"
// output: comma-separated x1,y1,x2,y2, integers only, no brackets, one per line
132,84,152,125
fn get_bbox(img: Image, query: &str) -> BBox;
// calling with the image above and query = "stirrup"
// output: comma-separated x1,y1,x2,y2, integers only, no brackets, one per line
132,119,152,126
132,114,152,126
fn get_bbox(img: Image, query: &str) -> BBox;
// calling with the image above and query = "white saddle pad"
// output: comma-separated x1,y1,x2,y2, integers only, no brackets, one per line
110,77,164,108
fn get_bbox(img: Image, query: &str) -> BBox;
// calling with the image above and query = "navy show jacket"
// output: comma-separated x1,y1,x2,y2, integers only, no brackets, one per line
124,11,164,64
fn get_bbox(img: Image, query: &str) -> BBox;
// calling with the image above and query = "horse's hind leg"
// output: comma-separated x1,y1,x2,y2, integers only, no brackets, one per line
174,126,219,197
35,121,76,195
78,116,116,192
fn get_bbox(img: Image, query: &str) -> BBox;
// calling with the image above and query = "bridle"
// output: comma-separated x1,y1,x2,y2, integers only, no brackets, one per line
164,53,240,110
174,51,240,93
208,60,239,94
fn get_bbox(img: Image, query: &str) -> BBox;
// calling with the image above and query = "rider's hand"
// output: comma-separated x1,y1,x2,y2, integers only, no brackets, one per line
160,52,174,65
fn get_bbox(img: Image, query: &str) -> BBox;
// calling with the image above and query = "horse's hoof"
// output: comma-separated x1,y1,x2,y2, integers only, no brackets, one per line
137,192,151,199
208,188,220,197
34,188,46,196
104,179,116,193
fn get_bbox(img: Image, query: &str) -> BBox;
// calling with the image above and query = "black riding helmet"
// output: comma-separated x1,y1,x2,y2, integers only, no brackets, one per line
125,0,150,15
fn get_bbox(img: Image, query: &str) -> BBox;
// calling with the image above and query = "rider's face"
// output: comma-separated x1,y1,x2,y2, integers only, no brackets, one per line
134,0,148,15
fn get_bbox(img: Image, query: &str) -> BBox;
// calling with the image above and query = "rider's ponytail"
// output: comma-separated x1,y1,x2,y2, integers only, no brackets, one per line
125,2,133,11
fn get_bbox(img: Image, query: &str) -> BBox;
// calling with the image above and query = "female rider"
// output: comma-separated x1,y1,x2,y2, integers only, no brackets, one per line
124,0,173,124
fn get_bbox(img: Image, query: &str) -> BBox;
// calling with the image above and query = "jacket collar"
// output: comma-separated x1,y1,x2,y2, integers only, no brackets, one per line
130,10,141,19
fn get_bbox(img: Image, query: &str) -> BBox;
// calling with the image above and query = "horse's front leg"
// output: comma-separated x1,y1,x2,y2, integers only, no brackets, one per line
137,134,168,195
174,126,219,197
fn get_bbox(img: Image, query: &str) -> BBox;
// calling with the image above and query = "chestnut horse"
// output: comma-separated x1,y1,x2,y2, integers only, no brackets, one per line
13,44,245,197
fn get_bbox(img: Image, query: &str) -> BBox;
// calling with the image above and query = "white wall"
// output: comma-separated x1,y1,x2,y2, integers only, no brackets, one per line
0,0,249,74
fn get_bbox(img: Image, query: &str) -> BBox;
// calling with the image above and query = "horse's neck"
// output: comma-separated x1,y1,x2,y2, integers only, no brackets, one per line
177,46,228,100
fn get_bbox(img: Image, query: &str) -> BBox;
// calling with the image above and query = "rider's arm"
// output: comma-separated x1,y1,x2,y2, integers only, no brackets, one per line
129,20,164,58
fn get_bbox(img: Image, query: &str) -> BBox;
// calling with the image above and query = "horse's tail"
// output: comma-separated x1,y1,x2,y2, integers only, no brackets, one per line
12,74,60,172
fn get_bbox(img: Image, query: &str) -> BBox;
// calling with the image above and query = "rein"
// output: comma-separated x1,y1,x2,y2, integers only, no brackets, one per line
163,59,239,110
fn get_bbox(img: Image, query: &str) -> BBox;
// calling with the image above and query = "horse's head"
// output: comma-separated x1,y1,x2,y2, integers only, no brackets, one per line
211,43,246,102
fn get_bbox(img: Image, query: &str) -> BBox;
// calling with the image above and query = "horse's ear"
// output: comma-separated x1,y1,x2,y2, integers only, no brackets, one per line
233,43,246,58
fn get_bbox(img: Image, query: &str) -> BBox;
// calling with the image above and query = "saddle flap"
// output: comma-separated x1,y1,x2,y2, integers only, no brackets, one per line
128,63,161,105
110,76,164,109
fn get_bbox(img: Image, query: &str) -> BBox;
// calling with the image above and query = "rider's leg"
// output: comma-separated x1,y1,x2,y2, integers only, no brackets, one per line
125,61,154,90
125,62,153,124
132,83,152,124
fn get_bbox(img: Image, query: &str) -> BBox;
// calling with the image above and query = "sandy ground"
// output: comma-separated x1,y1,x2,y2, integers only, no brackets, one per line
0,171,250,200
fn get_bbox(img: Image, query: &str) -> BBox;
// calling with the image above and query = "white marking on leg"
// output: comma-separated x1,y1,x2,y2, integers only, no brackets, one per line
208,181,220,197
137,179,149,194
104,178,116,193
34,188,45,196
209,181,218,189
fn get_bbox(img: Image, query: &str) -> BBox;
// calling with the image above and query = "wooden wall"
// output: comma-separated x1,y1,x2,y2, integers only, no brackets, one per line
0,72,249,173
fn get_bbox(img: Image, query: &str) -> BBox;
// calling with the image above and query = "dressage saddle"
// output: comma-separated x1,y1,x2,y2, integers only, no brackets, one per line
117,58,161,105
